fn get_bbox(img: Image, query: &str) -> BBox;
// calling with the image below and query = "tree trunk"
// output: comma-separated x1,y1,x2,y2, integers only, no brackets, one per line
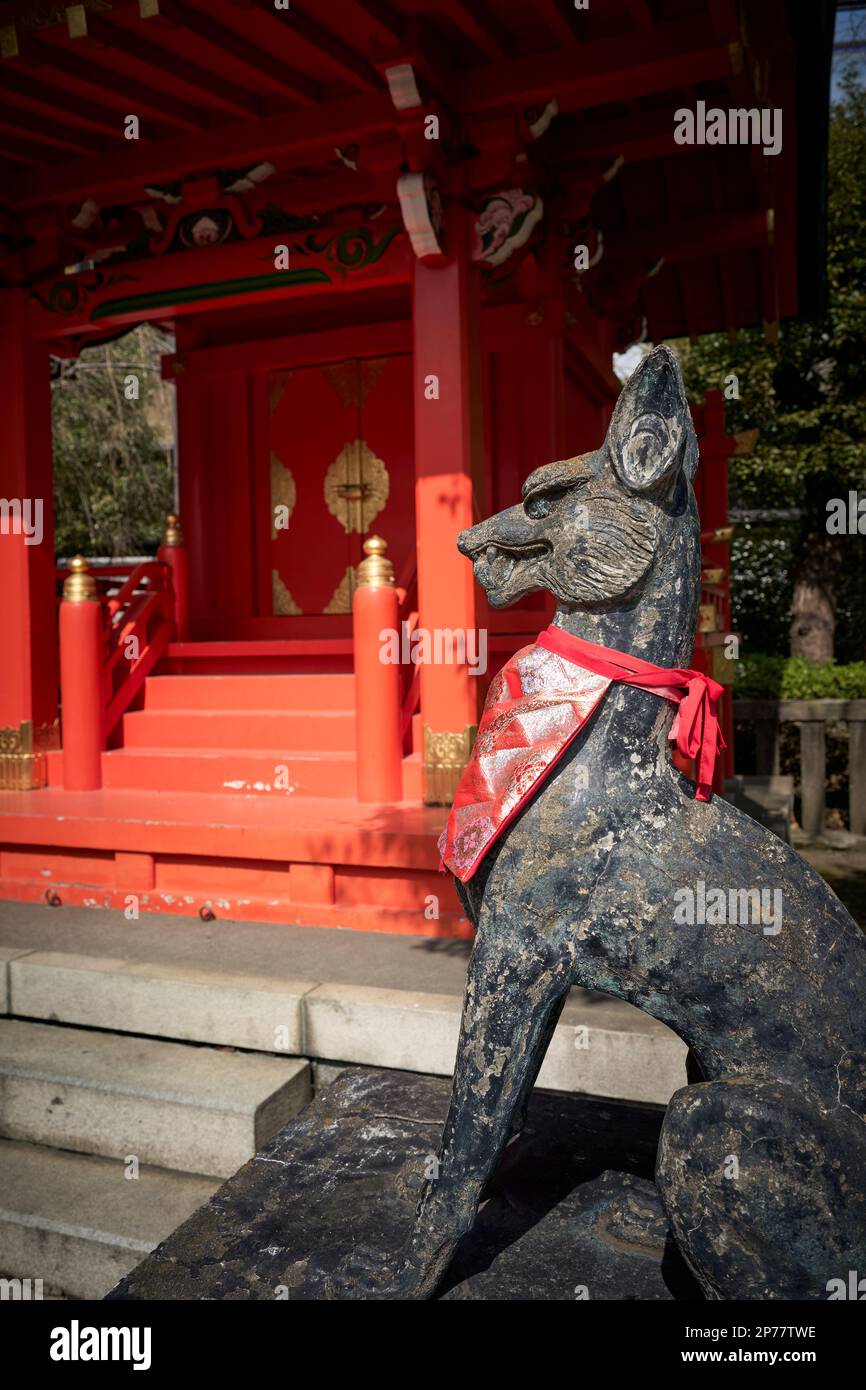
789,536,837,664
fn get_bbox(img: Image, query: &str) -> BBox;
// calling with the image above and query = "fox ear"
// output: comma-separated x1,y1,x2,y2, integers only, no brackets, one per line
606,345,697,494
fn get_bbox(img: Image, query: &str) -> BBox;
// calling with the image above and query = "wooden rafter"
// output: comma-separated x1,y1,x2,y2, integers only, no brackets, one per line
18,30,205,131
87,13,263,119
0,103,109,155
610,207,769,266
454,19,735,113
549,108,692,165
0,132,58,166
626,0,655,32
352,0,405,47
529,0,582,46
158,0,321,105
439,0,510,61
244,0,381,92
0,60,149,139
5,91,396,208
707,0,740,41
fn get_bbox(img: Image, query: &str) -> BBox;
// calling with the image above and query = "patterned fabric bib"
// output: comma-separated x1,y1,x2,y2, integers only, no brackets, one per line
439,626,725,883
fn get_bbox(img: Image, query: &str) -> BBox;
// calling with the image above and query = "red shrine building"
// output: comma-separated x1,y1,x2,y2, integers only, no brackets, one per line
0,0,834,936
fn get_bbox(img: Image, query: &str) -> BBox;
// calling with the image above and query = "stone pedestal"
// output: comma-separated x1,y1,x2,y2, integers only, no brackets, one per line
106,1068,703,1302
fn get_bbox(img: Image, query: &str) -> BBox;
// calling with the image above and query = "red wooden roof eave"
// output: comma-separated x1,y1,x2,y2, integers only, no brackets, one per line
3,0,839,344
1,7,753,211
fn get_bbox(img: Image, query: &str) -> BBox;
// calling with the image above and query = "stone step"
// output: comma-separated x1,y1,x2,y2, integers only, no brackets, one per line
0,1138,218,1301
0,905,688,1106
0,1018,311,1178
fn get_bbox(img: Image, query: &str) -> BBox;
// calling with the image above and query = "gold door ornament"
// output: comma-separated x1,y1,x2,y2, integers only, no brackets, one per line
270,450,297,539
323,566,358,615
324,439,389,535
323,358,387,409
272,570,302,615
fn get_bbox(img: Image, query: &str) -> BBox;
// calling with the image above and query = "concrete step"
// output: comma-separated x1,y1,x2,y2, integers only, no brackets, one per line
0,905,688,1106
122,707,357,752
144,673,354,712
0,1018,311,1177
0,1138,218,1300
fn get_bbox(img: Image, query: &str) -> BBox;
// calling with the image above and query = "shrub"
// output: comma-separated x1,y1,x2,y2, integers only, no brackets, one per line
734,653,866,700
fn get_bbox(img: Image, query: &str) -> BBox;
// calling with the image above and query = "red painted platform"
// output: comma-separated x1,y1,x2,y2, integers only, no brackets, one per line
0,669,460,937
0,787,467,937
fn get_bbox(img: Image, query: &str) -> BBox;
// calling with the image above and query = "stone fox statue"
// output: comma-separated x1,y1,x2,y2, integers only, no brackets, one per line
336,345,866,1300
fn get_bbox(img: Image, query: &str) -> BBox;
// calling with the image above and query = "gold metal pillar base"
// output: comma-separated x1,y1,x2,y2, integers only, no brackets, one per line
422,724,476,806
0,720,59,791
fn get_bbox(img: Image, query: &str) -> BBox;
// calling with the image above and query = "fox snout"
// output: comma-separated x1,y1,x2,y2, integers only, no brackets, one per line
457,506,552,607
458,508,539,558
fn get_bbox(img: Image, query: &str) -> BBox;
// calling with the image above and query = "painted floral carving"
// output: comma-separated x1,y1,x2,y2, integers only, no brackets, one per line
471,190,544,267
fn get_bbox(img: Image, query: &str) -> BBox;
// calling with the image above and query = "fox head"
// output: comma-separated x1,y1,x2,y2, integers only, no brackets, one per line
458,344,700,615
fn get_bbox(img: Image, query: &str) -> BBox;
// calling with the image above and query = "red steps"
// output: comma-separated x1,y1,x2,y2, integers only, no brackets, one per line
3,665,441,934
71,669,423,800
144,673,354,711
122,709,357,752
92,748,422,800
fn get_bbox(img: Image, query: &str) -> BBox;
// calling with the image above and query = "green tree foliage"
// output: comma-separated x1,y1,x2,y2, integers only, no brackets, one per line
671,68,866,663
52,323,176,558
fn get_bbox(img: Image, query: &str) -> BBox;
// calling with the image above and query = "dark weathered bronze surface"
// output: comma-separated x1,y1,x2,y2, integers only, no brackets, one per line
330,346,866,1300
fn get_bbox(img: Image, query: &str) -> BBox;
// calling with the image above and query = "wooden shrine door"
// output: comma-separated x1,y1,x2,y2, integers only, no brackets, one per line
268,356,414,617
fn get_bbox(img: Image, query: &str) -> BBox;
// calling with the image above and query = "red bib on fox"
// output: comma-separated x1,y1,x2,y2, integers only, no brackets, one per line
439,626,726,883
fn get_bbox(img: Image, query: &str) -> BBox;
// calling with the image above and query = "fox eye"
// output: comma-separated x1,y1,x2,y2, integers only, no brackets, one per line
524,493,551,519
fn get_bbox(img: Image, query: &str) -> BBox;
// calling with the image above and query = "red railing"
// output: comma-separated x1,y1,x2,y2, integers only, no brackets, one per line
100,560,174,740
57,538,185,788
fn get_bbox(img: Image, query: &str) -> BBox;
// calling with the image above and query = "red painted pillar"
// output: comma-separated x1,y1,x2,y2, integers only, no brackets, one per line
413,205,484,804
157,513,190,641
59,556,103,790
167,320,209,636
353,536,402,802
0,289,58,788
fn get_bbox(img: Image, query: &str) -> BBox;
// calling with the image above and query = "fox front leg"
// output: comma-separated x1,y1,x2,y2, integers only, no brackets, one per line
326,926,572,1299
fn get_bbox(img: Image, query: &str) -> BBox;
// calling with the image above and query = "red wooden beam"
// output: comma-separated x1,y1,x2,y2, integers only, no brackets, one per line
87,13,263,118
27,217,411,337
707,0,740,41
352,0,405,47
607,207,770,269
20,30,205,131
0,61,148,140
439,0,510,61
529,0,583,46
0,104,110,156
5,91,396,208
626,0,655,32
245,0,381,92
159,0,320,105
162,319,412,378
0,134,56,167
455,18,734,114
549,107,697,165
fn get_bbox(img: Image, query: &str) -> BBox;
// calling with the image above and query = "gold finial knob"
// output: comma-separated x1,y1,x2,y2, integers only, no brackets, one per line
356,535,394,589
63,555,98,603
163,514,184,547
